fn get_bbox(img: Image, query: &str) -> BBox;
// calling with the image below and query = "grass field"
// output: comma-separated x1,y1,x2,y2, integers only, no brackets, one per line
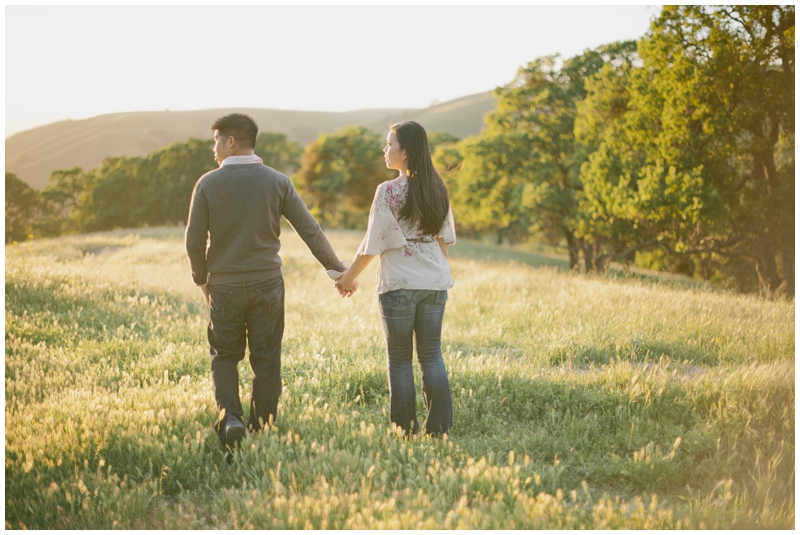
5,227,794,528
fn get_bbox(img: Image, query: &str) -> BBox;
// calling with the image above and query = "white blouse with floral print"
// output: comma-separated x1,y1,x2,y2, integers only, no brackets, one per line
357,177,456,294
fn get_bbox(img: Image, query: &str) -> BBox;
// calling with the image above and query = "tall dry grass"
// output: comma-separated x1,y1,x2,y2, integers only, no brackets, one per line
5,227,794,528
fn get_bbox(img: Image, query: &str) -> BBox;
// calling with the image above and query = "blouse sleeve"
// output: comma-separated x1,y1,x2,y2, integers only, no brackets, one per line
438,205,457,245
356,184,408,256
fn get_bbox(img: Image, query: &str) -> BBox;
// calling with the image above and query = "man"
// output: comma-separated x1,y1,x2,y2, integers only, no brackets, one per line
185,113,350,449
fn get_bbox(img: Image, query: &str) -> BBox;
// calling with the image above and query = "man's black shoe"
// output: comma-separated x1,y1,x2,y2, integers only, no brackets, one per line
224,418,246,449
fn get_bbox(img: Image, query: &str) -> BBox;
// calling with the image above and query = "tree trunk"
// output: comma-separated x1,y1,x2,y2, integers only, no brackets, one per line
780,234,795,297
565,229,580,270
751,121,790,296
583,241,596,273
753,230,782,296
596,254,612,273
506,227,517,246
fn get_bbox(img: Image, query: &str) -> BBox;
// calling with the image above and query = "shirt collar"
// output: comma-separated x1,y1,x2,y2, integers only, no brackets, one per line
220,154,263,167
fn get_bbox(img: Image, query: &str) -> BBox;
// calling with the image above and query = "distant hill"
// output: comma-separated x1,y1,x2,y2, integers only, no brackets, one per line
6,92,496,189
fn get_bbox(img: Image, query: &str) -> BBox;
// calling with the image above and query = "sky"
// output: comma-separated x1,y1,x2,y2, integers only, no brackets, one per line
6,5,661,137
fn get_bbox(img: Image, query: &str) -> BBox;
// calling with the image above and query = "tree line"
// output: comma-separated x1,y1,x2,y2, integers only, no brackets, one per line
5,127,455,243
5,133,303,242
6,6,793,296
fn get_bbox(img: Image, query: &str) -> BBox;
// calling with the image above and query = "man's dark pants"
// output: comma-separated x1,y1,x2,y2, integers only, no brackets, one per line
207,276,284,443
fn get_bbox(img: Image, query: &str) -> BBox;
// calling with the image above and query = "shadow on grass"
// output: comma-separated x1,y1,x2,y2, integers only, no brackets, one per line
5,279,208,407
451,241,571,271
6,280,141,347
546,340,720,367
443,338,720,368
5,410,230,530
451,240,707,291
296,362,754,498
5,279,201,346
446,369,791,500
6,361,791,529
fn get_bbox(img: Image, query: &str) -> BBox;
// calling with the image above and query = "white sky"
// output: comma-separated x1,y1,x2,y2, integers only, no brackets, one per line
6,5,661,137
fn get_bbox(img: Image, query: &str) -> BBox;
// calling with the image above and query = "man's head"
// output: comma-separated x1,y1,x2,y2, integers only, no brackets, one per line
211,113,259,164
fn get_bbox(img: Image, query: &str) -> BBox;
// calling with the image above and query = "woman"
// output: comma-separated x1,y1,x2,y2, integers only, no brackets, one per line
335,121,456,437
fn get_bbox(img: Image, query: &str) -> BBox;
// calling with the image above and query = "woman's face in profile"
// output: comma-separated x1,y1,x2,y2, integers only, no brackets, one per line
383,131,407,172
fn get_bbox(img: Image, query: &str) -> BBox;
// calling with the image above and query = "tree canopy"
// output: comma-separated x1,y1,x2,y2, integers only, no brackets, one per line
293,126,394,228
435,5,794,295
5,173,40,243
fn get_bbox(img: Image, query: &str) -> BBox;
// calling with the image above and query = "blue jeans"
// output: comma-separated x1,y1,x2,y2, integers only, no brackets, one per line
207,277,284,442
378,289,452,436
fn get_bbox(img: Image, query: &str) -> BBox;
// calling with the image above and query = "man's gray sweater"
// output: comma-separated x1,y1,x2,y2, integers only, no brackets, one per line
185,163,346,285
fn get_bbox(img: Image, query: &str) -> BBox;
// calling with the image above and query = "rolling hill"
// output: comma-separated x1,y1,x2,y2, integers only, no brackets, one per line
6,92,495,189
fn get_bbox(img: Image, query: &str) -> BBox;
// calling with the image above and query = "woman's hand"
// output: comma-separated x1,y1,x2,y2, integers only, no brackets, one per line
333,253,374,298
335,272,358,298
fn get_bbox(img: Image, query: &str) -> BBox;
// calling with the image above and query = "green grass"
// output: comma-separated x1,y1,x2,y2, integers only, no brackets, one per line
5,226,794,528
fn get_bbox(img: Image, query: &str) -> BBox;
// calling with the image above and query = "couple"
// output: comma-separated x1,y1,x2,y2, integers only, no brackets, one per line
185,114,456,450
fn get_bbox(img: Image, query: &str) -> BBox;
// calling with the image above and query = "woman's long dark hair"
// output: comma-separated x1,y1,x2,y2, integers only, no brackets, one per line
392,121,450,236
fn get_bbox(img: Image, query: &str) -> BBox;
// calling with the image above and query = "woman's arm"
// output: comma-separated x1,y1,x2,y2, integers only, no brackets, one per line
335,253,375,296
436,236,448,258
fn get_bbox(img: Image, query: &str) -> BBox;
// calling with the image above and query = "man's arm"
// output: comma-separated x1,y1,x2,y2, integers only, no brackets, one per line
281,180,347,272
185,181,210,290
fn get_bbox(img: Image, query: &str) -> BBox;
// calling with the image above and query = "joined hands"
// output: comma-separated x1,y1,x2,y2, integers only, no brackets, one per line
334,271,358,298
332,254,374,298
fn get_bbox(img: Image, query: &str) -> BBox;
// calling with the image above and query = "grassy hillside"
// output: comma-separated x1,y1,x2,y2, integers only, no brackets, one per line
5,92,495,189
5,227,794,528
379,92,498,139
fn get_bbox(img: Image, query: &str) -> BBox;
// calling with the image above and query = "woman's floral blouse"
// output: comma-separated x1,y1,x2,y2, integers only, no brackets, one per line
357,177,456,294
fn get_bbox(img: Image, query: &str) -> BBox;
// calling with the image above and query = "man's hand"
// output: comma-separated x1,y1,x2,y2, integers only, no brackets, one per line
200,284,210,306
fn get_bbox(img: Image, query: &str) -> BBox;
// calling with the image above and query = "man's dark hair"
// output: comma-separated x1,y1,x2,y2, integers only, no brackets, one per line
211,113,259,149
